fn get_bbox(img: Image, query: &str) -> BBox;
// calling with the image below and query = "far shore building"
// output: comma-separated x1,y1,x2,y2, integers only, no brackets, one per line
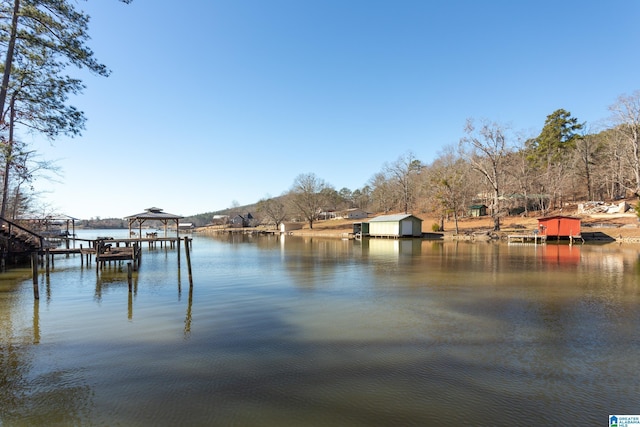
337,208,369,220
318,210,337,220
469,204,488,217
280,222,304,233
178,222,195,232
230,213,255,228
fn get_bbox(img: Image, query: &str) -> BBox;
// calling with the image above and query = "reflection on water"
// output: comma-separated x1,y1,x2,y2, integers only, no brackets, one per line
1,232,639,426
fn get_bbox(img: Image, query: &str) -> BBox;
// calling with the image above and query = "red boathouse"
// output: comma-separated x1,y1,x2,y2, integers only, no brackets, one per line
537,216,582,241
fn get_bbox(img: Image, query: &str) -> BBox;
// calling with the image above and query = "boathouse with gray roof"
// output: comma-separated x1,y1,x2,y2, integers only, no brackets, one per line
368,214,423,238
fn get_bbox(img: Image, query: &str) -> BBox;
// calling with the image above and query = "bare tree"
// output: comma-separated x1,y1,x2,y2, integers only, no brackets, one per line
384,152,422,213
288,173,331,229
351,185,371,210
597,129,629,200
571,127,605,201
459,119,510,231
256,196,288,229
369,172,397,213
426,146,473,233
609,90,640,198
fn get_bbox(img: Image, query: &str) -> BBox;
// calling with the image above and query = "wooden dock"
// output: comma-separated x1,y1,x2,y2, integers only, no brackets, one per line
26,235,194,300
95,240,142,271
43,236,186,272
507,234,584,244
507,234,547,244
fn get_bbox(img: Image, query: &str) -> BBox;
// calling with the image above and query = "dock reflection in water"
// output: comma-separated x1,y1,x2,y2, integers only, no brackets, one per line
0,232,639,426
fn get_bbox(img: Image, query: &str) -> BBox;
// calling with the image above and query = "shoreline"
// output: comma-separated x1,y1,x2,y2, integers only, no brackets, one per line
196,213,640,243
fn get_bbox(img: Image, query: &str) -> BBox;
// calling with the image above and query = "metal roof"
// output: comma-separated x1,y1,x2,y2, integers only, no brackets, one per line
538,215,581,221
369,214,420,222
124,207,183,220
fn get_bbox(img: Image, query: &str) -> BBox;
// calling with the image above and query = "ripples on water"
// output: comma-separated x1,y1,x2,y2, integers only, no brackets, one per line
0,233,639,426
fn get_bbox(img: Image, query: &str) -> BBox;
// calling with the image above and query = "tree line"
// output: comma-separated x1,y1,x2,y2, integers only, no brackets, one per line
0,2,638,234
257,96,640,232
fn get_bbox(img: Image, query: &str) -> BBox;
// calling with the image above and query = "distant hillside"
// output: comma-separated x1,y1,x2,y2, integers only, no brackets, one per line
75,202,262,229
76,218,128,229
182,202,260,227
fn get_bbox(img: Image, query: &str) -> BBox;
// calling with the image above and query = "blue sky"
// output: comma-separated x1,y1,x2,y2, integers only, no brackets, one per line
30,0,640,219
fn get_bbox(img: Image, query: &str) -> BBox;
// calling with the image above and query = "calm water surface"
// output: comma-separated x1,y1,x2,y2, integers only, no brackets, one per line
0,230,639,426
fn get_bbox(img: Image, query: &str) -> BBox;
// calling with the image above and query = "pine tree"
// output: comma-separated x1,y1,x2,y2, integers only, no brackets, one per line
0,0,131,217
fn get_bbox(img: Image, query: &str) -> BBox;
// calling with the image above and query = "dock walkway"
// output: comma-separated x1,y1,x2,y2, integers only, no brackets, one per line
507,234,547,244
43,236,184,271
95,240,142,271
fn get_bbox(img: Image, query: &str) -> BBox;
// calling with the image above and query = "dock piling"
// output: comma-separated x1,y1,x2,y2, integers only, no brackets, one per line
184,237,193,287
45,248,50,277
31,252,39,300
127,262,133,291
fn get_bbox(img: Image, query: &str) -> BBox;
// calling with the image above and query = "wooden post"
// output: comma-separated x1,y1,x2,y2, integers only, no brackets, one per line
177,237,181,269
184,237,193,287
31,252,39,300
45,248,50,277
127,262,133,292
133,242,139,271
96,240,100,275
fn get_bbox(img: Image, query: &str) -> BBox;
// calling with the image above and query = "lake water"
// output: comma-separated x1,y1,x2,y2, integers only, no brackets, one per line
0,230,639,426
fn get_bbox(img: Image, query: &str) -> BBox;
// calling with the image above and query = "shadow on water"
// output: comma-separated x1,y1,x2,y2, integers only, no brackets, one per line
582,231,617,242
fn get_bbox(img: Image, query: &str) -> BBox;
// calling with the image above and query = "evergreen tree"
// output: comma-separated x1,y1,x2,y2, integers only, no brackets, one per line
528,109,584,168
527,109,584,211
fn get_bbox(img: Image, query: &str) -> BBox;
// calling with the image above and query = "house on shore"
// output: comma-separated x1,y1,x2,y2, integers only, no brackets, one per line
230,213,255,228
338,208,369,220
368,214,423,238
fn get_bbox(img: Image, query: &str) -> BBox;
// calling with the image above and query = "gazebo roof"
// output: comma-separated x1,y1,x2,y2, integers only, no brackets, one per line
124,207,183,221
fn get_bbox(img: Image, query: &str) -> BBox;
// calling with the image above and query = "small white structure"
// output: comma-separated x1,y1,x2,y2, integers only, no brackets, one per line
279,222,304,233
368,214,423,238
178,222,194,232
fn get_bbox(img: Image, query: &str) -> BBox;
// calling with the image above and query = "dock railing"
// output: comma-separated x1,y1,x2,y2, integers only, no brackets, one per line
0,217,44,251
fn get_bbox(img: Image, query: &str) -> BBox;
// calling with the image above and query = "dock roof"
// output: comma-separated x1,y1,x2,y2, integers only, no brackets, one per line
124,207,183,237
124,207,183,220
369,214,421,222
